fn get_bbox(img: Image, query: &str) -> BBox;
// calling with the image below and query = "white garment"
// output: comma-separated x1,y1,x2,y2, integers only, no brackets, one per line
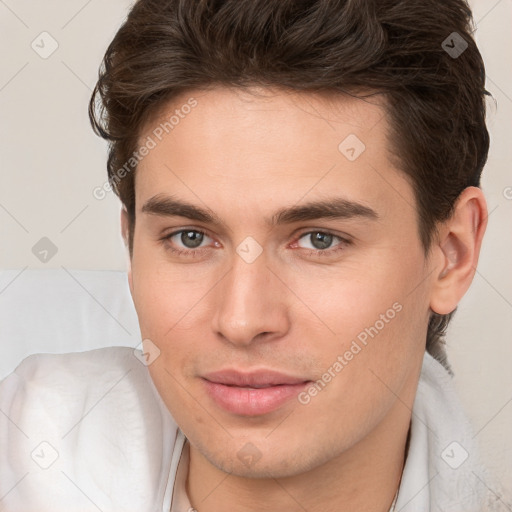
0,346,507,511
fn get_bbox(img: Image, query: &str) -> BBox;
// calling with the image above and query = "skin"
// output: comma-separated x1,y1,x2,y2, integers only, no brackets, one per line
121,86,487,512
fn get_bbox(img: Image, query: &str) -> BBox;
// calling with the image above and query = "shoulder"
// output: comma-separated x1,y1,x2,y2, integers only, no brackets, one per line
0,347,179,510
0,346,160,428
3,345,146,381
402,351,512,512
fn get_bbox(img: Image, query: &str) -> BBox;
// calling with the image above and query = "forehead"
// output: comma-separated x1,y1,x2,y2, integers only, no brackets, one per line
134,86,413,226
140,85,388,154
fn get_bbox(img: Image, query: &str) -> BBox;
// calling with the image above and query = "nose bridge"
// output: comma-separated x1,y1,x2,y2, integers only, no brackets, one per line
212,248,288,346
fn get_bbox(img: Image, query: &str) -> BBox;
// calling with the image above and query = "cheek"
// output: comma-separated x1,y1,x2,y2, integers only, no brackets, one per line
288,250,429,395
288,258,414,340
292,295,424,453
131,244,205,336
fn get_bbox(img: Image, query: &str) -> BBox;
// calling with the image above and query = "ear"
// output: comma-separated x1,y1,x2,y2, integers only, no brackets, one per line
120,207,134,296
429,186,488,315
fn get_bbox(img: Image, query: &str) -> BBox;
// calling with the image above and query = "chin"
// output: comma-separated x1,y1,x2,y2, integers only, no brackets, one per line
197,438,329,479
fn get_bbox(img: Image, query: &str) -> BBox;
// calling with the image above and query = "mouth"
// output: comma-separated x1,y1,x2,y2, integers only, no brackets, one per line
201,369,312,416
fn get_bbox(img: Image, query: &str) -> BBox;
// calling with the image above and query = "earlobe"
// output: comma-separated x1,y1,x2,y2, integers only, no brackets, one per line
429,187,488,315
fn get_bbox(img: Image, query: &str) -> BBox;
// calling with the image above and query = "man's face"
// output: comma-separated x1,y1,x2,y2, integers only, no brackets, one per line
127,86,434,477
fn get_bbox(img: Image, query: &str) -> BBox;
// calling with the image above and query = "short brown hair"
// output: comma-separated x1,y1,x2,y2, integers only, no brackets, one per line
89,0,491,372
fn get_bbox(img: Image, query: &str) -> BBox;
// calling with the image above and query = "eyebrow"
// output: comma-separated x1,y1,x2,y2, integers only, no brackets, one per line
141,194,379,228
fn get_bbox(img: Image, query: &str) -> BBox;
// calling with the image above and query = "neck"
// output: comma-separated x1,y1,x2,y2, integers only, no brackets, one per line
186,395,412,512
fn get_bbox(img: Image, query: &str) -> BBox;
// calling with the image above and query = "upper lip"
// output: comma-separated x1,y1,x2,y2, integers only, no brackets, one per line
202,369,310,388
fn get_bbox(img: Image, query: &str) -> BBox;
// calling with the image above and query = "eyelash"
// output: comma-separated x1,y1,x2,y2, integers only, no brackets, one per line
160,229,351,258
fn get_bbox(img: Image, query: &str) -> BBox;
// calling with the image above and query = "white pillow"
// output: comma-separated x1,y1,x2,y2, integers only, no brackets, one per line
0,269,141,380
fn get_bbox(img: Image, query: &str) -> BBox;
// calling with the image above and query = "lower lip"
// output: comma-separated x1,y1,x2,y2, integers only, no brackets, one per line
202,379,310,416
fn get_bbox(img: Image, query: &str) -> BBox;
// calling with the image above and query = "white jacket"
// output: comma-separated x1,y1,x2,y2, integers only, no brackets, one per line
0,346,508,511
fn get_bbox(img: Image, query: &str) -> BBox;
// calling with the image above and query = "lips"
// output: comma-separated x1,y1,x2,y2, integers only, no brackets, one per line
202,369,309,387
201,369,311,416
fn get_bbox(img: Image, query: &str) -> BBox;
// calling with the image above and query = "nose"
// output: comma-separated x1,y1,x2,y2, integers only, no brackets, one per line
211,249,291,347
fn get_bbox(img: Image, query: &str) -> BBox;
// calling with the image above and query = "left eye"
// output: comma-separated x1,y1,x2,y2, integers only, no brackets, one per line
165,230,212,250
295,231,346,252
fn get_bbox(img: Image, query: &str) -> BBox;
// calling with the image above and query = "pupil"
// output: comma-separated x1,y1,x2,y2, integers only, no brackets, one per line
182,231,203,248
312,232,332,250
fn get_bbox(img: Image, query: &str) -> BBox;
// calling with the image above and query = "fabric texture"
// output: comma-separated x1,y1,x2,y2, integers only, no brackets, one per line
0,346,508,511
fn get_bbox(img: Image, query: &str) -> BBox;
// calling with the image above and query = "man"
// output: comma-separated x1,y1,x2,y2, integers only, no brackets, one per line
0,0,509,510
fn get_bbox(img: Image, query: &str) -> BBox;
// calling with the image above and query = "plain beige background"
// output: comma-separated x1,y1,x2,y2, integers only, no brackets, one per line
0,0,511,495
